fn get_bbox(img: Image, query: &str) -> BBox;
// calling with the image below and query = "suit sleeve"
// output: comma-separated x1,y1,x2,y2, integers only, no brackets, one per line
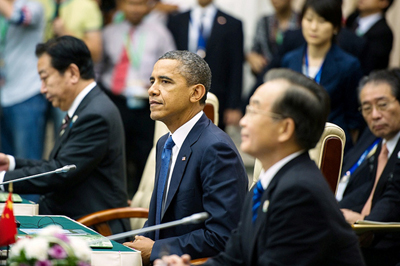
4,113,110,194
150,140,248,261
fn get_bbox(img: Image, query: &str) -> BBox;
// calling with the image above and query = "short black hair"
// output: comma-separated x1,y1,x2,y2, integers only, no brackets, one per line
301,0,342,32
265,68,330,150
35,36,95,80
159,50,211,104
358,68,400,102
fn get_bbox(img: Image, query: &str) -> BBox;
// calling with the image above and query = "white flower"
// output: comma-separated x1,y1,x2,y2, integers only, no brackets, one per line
39,224,64,236
69,237,91,262
24,237,49,260
10,238,30,257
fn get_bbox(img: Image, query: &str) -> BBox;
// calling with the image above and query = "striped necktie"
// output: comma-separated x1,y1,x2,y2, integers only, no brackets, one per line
252,180,264,223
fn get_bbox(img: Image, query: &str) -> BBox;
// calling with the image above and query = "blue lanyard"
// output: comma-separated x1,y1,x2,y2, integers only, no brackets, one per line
304,46,324,84
344,138,381,178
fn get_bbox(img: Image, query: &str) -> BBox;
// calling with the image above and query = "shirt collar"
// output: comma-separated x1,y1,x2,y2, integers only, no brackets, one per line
170,111,204,150
357,13,382,35
259,150,305,190
384,130,400,158
191,3,217,21
67,82,96,118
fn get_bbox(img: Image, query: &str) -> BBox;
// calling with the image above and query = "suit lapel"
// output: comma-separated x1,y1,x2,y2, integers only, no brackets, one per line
373,139,400,201
206,10,222,51
161,114,209,219
50,87,100,159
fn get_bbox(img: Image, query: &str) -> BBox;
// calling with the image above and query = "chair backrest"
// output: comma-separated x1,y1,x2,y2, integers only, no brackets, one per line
252,122,346,194
129,92,219,229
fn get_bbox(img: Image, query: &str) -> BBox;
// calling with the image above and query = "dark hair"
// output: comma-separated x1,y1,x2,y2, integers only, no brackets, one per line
265,68,330,150
301,0,342,32
358,68,400,102
35,36,95,80
159,50,211,104
384,0,394,13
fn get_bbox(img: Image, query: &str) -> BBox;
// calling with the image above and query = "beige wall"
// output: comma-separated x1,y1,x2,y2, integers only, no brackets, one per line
386,0,400,67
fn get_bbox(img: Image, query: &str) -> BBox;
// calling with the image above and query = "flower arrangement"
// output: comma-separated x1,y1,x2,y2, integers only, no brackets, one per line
7,225,92,266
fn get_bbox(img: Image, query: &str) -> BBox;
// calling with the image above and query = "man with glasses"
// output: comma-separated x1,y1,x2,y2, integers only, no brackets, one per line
339,69,400,265
154,68,365,266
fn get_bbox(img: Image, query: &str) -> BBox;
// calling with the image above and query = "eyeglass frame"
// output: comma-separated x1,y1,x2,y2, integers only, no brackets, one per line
358,98,399,116
245,105,286,120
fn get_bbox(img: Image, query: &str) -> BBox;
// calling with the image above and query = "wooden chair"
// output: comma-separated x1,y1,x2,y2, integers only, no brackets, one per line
252,122,346,194
77,92,220,235
77,207,149,236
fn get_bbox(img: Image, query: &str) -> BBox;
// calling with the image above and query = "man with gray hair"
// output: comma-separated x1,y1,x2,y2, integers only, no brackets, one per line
123,50,248,265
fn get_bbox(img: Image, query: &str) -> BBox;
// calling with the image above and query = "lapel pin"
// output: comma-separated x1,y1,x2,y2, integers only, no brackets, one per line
217,16,226,25
262,200,269,213
182,156,186,161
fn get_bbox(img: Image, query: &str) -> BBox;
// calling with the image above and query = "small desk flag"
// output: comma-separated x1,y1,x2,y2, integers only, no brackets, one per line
0,184,17,247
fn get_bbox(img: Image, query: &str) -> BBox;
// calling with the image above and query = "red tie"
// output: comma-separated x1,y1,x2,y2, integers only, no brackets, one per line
361,143,389,217
111,28,134,95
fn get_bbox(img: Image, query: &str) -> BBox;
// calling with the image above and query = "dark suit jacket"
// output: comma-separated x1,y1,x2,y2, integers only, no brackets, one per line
167,9,244,127
3,86,129,231
340,129,400,217
346,11,393,75
143,114,248,262
205,153,365,266
281,44,364,151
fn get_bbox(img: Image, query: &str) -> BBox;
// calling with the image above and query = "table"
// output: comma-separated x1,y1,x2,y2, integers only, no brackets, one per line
0,198,38,215
2,215,142,266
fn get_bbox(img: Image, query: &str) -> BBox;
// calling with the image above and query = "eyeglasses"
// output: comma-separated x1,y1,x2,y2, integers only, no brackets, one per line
245,105,285,120
359,98,398,115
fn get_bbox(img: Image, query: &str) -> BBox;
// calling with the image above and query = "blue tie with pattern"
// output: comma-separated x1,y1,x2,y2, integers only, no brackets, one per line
155,135,175,240
252,180,265,223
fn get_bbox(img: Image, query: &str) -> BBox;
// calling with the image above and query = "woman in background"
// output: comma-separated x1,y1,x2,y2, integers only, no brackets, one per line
281,0,363,152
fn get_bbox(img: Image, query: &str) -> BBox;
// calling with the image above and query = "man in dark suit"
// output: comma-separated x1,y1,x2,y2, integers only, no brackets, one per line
167,0,244,130
339,69,400,266
346,0,394,75
0,36,129,234
123,50,248,265
155,68,365,266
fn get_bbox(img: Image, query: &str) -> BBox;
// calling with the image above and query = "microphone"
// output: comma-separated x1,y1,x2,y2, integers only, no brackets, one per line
0,164,77,186
107,212,209,241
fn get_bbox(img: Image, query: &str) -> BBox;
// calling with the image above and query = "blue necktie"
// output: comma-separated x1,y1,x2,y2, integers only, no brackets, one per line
197,14,207,56
155,136,175,240
252,181,264,223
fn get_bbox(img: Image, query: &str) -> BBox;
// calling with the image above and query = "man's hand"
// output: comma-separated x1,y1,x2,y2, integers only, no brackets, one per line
246,52,268,74
0,153,10,171
341,208,364,224
124,235,155,266
154,254,192,266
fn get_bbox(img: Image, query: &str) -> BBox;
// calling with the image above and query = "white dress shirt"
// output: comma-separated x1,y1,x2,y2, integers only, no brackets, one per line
356,13,382,36
188,3,217,53
258,151,304,190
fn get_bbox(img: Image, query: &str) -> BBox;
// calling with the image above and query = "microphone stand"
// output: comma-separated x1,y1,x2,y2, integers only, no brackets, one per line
0,165,77,186
107,212,209,241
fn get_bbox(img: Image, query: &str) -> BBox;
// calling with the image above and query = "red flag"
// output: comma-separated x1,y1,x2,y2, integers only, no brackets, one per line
0,192,17,246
